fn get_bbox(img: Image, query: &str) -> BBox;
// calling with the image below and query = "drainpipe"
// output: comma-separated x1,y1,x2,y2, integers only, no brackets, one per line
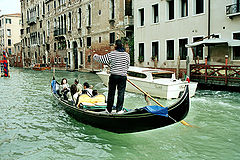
208,0,211,37
207,0,211,62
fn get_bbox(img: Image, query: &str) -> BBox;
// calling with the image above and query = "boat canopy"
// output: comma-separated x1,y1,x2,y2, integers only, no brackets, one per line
186,38,240,48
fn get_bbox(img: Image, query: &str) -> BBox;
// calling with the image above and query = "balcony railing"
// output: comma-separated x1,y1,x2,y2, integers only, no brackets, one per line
226,3,240,17
54,28,66,37
27,17,37,25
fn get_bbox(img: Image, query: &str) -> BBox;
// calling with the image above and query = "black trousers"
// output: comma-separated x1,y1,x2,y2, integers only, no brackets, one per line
107,74,127,113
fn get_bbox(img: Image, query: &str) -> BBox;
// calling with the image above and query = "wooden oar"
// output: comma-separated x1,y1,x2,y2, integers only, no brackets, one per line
127,78,192,127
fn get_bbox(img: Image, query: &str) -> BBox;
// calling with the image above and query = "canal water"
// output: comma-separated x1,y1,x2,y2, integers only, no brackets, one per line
0,68,240,160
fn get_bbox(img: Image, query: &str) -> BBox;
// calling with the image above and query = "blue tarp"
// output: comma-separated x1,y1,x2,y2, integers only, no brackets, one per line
142,106,168,117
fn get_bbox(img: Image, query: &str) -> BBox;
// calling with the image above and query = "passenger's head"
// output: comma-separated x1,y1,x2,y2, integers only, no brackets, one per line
70,84,77,95
52,76,55,80
92,90,98,97
83,82,90,89
61,78,67,85
74,79,79,84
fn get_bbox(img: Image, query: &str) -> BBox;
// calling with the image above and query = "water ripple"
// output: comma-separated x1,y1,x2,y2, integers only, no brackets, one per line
0,68,240,159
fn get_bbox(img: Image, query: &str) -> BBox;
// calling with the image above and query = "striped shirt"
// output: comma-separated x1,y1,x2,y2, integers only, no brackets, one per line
93,51,130,76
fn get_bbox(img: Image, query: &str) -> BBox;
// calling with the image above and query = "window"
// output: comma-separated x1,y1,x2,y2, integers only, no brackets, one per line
87,37,91,47
8,39,11,46
138,8,144,26
193,37,203,60
54,43,56,51
233,32,240,60
125,0,132,16
88,4,91,26
26,27,30,33
35,52,38,63
6,18,11,24
80,51,83,64
110,0,115,19
54,1,56,9
78,8,82,28
152,4,159,23
42,2,45,15
64,57,67,64
46,44,50,51
152,41,159,61
195,0,204,14
48,4,50,12
180,0,188,17
58,57,61,63
80,38,83,47
168,0,174,20
139,43,144,62
7,29,11,36
99,37,102,43
0,19,1,27
167,40,174,60
8,48,12,54
21,13,24,24
127,71,147,78
179,38,188,60
68,12,72,31
47,21,50,36
110,32,115,44
48,57,51,63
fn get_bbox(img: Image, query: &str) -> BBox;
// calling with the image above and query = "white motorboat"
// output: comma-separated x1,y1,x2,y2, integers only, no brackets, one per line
96,66,198,99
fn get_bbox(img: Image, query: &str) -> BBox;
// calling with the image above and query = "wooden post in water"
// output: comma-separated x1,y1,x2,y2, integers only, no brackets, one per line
186,56,190,77
225,55,228,85
176,56,180,79
225,55,228,66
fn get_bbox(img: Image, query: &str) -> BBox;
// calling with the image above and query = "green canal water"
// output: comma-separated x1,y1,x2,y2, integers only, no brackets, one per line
0,68,240,160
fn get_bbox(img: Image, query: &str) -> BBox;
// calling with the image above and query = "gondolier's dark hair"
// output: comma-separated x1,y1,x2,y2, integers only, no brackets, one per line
115,39,125,52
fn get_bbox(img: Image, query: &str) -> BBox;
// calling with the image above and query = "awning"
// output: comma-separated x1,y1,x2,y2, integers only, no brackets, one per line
228,40,240,47
186,38,228,48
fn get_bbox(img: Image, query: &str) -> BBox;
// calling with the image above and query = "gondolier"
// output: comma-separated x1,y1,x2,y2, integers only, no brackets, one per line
93,39,130,113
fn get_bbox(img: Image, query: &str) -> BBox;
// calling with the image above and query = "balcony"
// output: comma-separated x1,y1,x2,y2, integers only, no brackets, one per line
226,3,240,18
124,16,134,26
27,17,37,25
54,28,66,37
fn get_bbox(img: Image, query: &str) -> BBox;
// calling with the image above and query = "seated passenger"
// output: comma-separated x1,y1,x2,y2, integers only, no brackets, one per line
51,76,57,94
67,84,79,103
82,82,93,97
74,79,83,94
92,90,98,97
60,78,70,100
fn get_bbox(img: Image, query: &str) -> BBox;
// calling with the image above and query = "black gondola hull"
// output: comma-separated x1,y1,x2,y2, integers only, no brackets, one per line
52,86,190,133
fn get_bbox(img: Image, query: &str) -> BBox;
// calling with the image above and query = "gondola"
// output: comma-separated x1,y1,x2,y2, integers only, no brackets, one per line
52,85,190,134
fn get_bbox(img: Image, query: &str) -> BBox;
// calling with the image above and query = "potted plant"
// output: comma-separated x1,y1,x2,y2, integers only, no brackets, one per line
151,56,158,61
138,56,144,63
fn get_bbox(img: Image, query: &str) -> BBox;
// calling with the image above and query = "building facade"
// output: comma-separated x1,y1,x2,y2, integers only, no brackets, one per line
20,0,133,70
0,14,22,56
11,42,24,67
134,0,240,70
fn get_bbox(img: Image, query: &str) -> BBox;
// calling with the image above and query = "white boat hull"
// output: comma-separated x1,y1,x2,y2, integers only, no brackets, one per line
97,72,197,99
